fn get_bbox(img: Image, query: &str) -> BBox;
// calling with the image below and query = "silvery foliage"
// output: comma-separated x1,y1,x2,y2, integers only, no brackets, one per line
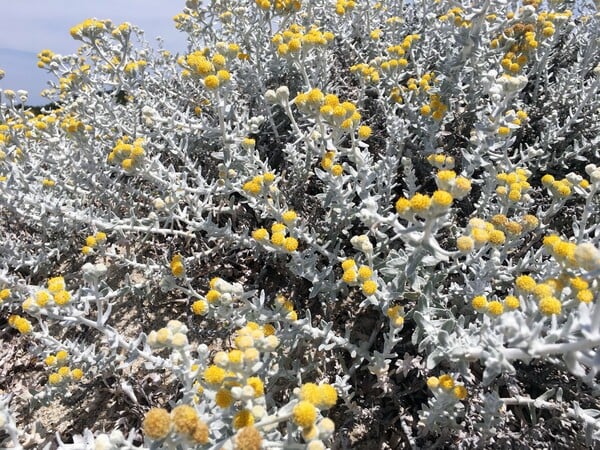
1,0,600,448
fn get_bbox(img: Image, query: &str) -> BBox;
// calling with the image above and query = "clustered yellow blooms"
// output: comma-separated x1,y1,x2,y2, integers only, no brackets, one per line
69,18,110,39
514,274,565,316
319,150,344,177
200,323,277,432
178,44,238,90
294,89,363,133
427,373,468,401
147,320,189,349
81,231,107,255
143,404,209,444
123,59,148,75
495,167,531,203
170,254,185,278
8,314,32,334
242,172,276,196
378,35,420,77
0,287,10,302
275,294,298,321
420,93,448,121
37,49,55,68
191,277,245,317
252,216,299,253
439,6,472,28
335,0,356,15
541,174,585,199
426,153,455,170
256,0,301,14
496,109,528,137
60,115,86,134
386,305,405,328
272,24,334,57
22,276,71,310
340,258,378,297
45,350,84,386
471,294,520,317
107,136,146,171
350,63,380,84
543,235,600,272
491,10,571,74
293,383,337,443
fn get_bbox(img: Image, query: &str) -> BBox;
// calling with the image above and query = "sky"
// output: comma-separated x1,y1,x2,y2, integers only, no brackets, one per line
0,0,188,105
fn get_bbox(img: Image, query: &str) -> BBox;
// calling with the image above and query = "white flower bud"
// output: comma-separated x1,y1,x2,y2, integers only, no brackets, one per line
17,90,28,103
231,386,243,400
351,234,373,256
241,385,255,400
251,405,266,419
276,85,289,101
574,243,600,271
265,89,277,104
94,434,113,450
171,332,188,347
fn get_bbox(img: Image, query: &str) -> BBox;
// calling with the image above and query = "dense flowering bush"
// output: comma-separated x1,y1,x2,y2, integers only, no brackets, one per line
1,0,600,448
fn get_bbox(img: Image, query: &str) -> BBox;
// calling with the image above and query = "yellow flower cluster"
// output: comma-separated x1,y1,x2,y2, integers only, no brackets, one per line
60,115,85,134
272,24,334,57
275,294,298,321
111,22,131,38
45,350,84,386
170,254,185,278
543,235,600,272
253,219,299,253
395,189,455,220
434,168,472,200
350,63,380,84
455,218,507,251
420,93,448,121
340,258,378,296
427,153,455,170
242,172,276,196
69,18,110,39
23,276,71,310
514,274,564,316
427,373,467,400
256,0,301,14
148,320,189,349
37,49,55,68
198,277,245,308
235,426,263,450
293,383,336,443
0,287,10,301
377,37,420,79
107,136,145,171
319,150,344,177
471,294,519,316
495,168,531,202
179,46,236,89
81,231,107,255
335,0,356,15
491,213,539,236
439,6,471,28
8,314,32,334
144,404,209,444
200,323,277,430
124,59,148,75
386,305,405,328
541,174,577,198
294,89,362,132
